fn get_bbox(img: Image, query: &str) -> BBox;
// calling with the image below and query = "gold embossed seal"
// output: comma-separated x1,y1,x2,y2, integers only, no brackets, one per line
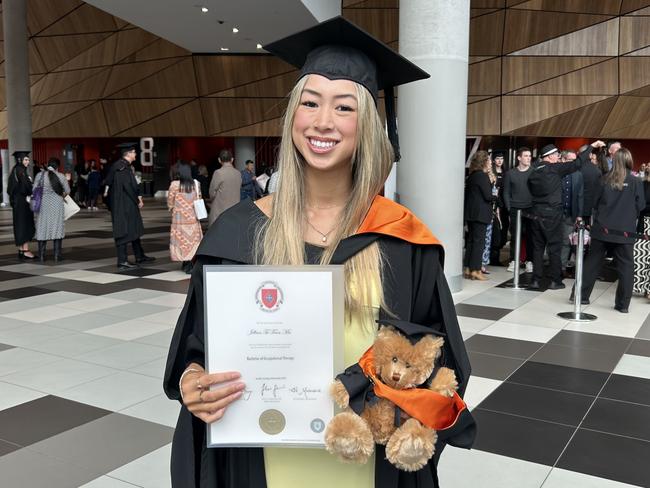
258,409,286,435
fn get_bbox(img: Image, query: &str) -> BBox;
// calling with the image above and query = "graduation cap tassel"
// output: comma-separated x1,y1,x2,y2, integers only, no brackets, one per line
384,86,401,162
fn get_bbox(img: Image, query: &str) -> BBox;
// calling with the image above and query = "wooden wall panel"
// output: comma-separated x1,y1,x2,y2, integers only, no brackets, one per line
102,58,182,97
34,102,108,137
621,0,650,14
194,56,293,97
502,95,610,133
470,10,505,56
601,96,650,133
467,97,501,135
510,19,619,56
512,58,618,95
117,100,205,137
511,0,622,15
32,101,93,131
342,9,398,44
210,71,298,98
503,10,613,54
102,98,193,135
34,33,111,71
507,97,617,136
201,98,287,135
54,33,118,71
219,117,284,137
468,58,501,96
40,3,117,35
31,67,106,104
45,68,112,103
27,0,82,35
620,16,650,54
113,29,159,63
108,58,198,98
620,57,650,93
502,57,611,93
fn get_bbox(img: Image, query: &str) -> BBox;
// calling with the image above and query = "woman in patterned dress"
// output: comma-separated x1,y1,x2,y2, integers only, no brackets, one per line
168,161,203,273
34,157,70,263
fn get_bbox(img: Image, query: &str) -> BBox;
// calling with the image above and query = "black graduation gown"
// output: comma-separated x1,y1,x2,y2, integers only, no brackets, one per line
106,159,145,245
8,167,35,246
163,198,475,488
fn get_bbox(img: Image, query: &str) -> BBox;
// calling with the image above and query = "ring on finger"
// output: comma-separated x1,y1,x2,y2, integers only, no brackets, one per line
199,390,205,402
196,378,203,390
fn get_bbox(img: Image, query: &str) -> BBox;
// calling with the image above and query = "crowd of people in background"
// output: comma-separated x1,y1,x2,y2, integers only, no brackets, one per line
464,140,650,313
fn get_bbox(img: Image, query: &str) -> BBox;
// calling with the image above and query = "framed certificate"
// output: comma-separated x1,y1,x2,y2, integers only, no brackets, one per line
203,265,345,447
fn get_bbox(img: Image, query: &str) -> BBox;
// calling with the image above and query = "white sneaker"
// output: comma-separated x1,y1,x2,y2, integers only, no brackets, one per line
525,261,533,273
507,261,515,272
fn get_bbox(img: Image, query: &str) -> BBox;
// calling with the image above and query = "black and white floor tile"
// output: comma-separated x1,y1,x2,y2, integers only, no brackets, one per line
0,201,648,487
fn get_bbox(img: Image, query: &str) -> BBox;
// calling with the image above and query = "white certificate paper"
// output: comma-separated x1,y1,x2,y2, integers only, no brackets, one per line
204,265,344,448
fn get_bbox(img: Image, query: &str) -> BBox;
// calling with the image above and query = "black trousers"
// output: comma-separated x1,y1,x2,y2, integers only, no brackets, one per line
581,238,634,309
116,238,145,264
464,221,487,271
509,208,534,262
530,208,564,283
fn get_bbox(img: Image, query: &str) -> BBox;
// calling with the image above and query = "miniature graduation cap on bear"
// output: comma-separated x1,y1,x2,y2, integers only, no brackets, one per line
264,16,430,161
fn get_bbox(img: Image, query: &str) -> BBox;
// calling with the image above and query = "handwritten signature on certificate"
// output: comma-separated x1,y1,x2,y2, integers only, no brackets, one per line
242,380,322,402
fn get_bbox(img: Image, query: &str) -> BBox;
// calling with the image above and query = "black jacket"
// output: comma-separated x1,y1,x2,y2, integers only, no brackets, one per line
464,171,494,224
163,198,475,488
528,156,583,209
591,172,645,244
7,166,35,246
580,161,602,217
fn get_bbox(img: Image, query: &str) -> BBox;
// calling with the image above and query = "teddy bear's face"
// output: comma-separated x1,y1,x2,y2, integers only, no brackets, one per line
372,327,444,389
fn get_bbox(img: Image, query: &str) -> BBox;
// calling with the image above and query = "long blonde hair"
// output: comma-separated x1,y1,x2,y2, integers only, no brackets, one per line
255,75,394,327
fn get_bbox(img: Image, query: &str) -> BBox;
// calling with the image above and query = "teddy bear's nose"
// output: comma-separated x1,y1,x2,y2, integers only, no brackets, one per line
392,372,401,382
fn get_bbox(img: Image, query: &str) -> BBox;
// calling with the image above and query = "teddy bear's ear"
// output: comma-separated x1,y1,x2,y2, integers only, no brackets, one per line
377,325,397,340
414,336,445,362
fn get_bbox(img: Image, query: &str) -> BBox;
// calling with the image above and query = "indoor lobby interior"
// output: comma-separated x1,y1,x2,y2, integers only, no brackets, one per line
1,1,650,487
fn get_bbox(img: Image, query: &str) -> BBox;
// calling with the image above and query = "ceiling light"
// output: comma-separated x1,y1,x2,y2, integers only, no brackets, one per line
200,6,208,13
256,43,262,49
232,27,239,33
220,47,230,51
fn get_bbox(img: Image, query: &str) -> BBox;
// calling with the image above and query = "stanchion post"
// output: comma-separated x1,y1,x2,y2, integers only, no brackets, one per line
505,209,525,290
557,221,597,321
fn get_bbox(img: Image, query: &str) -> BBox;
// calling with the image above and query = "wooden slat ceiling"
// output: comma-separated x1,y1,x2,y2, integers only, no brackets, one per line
3,0,650,137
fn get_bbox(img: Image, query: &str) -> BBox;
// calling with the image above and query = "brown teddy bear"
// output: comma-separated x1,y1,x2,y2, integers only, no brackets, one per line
324,321,460,472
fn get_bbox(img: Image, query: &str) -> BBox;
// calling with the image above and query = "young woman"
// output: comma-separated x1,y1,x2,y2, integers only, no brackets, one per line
168,161,203,273
579,148,645,312
7,151,36,260
34,157,70,262
87,160,102,211
463,151,494,281
164,17,474,488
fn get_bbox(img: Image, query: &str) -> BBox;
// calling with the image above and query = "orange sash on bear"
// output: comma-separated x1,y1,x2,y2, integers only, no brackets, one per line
358,347,467,431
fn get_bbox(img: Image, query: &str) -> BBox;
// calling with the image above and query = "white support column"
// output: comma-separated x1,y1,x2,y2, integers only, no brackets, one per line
396,0,470,292
234,137,256,171
2,0,33,164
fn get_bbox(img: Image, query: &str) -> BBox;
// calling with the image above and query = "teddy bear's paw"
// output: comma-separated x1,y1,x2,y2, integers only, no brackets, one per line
429,367,458,397
324,412,374,464
385,419,437,472
330,380,350,408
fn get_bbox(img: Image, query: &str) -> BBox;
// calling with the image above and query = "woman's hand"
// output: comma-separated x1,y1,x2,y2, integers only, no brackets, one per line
180,364,246,424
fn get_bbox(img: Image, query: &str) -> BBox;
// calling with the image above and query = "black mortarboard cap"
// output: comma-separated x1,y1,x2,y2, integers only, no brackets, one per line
116,142,138,156
377,319,446,344
12,151,31,165
264,16,430,162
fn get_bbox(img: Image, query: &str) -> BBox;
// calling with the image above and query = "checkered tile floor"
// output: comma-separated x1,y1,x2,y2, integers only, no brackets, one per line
0,200,648,487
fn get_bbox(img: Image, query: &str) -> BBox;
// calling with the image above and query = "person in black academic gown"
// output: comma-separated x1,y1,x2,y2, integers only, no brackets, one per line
7,151,36,260
105,143,155,270
164,17,475,488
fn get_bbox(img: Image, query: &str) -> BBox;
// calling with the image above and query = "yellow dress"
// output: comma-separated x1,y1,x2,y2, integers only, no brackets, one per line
264,295,378,488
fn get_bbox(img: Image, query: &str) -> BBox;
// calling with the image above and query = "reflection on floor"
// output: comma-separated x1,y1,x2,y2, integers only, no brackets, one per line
0,201,648,487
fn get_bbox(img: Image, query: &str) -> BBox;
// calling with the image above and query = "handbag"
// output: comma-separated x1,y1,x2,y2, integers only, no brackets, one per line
30,176,44,213
193,180,208,221
63,195,80,220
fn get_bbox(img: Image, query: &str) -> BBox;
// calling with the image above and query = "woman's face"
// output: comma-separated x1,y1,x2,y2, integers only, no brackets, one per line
21,157,30,167
292,74,358,173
